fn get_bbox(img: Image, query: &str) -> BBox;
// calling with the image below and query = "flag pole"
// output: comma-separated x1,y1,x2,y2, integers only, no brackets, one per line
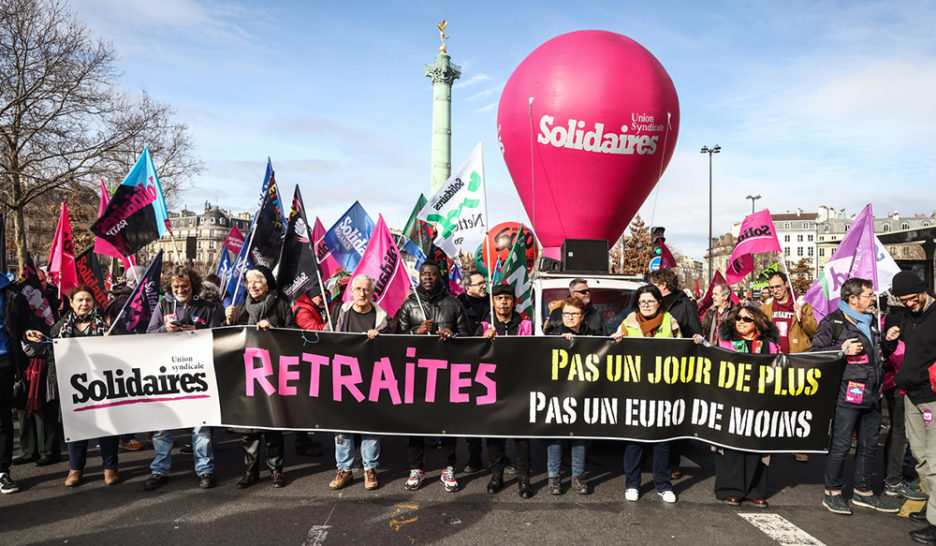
314,258,333,328
168,233,186,265
230,214,262,304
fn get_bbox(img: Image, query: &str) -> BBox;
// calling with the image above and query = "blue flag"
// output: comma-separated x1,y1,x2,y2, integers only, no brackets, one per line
323,201,375,274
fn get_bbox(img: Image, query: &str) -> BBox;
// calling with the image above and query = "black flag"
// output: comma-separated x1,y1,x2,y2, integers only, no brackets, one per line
276,186,321,303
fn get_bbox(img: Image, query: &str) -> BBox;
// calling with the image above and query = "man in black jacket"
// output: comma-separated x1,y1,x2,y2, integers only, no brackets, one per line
649,269,702,338
888,271,936,543
811,278,900,516
396,261,470,493
544,278,606,335
0,275,29,494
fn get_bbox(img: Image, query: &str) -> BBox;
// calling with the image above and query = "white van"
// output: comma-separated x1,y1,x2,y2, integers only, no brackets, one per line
531,272,646,335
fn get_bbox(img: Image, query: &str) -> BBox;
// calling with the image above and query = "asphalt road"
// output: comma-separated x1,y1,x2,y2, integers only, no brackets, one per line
0,429,926,545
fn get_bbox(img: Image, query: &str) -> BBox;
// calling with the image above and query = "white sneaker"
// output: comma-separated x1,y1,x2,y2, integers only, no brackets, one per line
625,488,639,501
658,490,677,503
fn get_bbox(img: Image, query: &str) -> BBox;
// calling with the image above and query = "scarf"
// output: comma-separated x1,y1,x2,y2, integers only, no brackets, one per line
58,308,108,338
25,357,46,416
636,311,664,338
838,299,873,342
730,331,764,354
245,291,278,325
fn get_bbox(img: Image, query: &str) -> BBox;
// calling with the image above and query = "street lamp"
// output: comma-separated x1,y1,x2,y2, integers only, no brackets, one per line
745,194,761,214
701,145,721,286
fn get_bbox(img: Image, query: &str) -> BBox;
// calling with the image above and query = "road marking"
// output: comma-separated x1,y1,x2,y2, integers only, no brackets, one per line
738,513,825,546
302,503,338,546
390,503,419,532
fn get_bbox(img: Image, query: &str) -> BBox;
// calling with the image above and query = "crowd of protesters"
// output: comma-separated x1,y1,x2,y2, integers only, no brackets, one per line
2,261,935,542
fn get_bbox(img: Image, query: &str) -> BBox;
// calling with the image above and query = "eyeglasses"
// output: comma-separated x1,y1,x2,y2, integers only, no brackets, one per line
899,294,920,305
469,281,487,288
572,289,591,295
857,293,876,300
351,287,373,293
736,316,755,323
562,312,582,318
637,300,659,307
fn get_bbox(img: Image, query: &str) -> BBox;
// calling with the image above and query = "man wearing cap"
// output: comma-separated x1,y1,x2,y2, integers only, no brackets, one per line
888,271,936,543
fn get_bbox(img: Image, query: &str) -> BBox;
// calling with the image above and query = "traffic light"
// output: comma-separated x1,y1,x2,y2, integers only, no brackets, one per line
651,226,665,257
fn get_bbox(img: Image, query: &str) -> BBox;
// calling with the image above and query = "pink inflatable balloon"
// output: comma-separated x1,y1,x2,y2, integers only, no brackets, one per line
497,31,679,258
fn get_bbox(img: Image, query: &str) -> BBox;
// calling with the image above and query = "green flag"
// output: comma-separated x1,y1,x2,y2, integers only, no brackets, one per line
493,225,533,318
401,194,434,257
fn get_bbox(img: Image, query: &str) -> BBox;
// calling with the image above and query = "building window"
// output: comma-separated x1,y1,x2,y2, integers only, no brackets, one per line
819,248,825,257
784,235,790,242
808,234,814,242
797,234,804,242
220,218,227,226
783,222,790,229
824,224,831,233
845,224,850,231
797,247,804,256
924,222,931,227
210,217,216,224
902,222,910,230
803,222,809,229
209,241,216,249
784,247,790,255
883,224,891,232
808,247,814,256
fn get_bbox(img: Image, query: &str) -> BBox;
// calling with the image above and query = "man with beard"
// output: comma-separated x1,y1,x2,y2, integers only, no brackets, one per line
544,278,606,335
395,261,470,493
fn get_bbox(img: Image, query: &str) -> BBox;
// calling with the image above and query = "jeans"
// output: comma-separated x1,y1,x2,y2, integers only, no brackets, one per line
546,439,587,478
335,433,379,471
0,364,13,473
151,427,214,476
67,437,119,471
623,441,672,492
824,405,881,492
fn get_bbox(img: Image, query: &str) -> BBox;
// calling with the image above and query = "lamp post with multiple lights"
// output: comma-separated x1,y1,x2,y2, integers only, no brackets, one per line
745,194,761,214
701,145,721,286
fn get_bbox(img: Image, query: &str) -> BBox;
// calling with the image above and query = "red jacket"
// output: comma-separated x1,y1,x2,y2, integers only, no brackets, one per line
294,293,326,330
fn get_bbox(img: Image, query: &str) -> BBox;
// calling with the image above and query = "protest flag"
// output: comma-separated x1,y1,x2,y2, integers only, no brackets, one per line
75,248,110,308
401,193,434,260
93,179,137,269
804,204,888,321
323,201,376,274
222,225,245,256
245,175,286,269
276,186,322,304
697,271,740,320
109,250,163,335
216,248,233,279
418,142,488,259
492,224,534,318
694,278,701,299
90,148,171,256
18,254,55,328
341,214,411,317
313,217,344,281
48,202,80,296
659,239,678,269
724,209,783,284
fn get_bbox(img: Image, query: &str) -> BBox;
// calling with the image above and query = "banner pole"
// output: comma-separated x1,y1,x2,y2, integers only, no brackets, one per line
168,233,185,266
314,261,333,328
231,215,262,305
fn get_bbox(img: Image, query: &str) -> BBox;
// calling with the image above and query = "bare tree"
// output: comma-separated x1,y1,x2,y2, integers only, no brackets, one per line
0,0,201,269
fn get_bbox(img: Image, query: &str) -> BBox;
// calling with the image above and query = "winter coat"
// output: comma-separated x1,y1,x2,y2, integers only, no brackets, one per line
396,285,471,336
229,293,297,328
545,303,607,336
477,310,532,337
760,298,818,354
334,301,395,334
146,294,222,333
701,302,737,344
618,312,680,338
888,301,936,405
662,290,702,338
810,309,884,409
294,293,327,331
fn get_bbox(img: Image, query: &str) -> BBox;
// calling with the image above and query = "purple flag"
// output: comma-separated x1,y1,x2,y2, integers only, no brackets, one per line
804,204,877,321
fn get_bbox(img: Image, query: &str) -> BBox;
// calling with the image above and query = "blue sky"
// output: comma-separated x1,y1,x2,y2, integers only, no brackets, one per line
70,0,936,261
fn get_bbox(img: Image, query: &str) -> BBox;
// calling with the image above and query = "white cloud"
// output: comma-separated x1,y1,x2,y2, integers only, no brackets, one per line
453,73,492,88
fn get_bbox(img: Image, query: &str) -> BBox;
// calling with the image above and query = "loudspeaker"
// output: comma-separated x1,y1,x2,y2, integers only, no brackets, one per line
561,239,609,273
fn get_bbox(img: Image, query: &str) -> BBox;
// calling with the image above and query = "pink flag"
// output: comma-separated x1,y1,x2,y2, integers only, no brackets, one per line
342,214,410,317
313,217,344,280
48,202,80,296
222,225,245,255
660,240,678,269
724,209,782,284
93,179,137,269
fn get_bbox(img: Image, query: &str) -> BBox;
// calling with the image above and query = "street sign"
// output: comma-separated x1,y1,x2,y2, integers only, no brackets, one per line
649,256,662,272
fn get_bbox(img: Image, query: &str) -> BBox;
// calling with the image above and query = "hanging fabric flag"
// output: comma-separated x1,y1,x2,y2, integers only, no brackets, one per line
74,249,110,308
697,271,740,320
418,142,488,259
48,202,80,296
659,239,678,269
313,217,345,281
804,204,879,321
93,179,137,269
323,201,376,274
243,176,286,269
342,215,410,317
492,224,534,318
110,250,163,335
724,209,783,284
223,161,277,307
216,248,233,279
276,186,321,303
401,193,434,260
222,225,245,256
90,147,171,256
18,254,55,328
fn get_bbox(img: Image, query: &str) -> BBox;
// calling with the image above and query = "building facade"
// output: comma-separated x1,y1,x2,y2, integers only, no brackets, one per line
138,203,251,269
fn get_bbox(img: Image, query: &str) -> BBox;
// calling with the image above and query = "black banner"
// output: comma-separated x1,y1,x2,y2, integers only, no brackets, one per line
75,249,110,308
213,327,845,453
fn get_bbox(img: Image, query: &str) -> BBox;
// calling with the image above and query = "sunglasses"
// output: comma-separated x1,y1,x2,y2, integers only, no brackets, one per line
736,316,755,323
572,289,591,295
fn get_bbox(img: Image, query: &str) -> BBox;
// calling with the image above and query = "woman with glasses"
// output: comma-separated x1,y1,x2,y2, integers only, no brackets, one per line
544,296,598,495
611,285,681,503
707,304,779,507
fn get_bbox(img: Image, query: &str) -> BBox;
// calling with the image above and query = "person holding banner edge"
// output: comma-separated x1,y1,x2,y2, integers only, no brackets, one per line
395,261,471,493
477,282,534,498
612,284,680,504
144,266,222,491
811,278,900,515
25,285,118,488
225,265,297,489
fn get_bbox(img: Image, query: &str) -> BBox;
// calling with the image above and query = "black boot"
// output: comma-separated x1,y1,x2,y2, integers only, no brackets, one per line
517,477,533,499
910,525,936,545
912,505,929,524
487,472,504,494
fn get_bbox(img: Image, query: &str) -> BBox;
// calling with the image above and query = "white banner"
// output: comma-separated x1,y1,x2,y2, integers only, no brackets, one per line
54,329,220,442
418,141,488,258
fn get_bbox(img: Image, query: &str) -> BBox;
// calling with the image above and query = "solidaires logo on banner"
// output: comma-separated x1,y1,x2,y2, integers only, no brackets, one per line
54,329,220,442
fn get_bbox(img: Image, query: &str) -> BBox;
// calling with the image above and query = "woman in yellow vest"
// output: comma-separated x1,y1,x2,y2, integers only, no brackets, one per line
612,284,680,503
